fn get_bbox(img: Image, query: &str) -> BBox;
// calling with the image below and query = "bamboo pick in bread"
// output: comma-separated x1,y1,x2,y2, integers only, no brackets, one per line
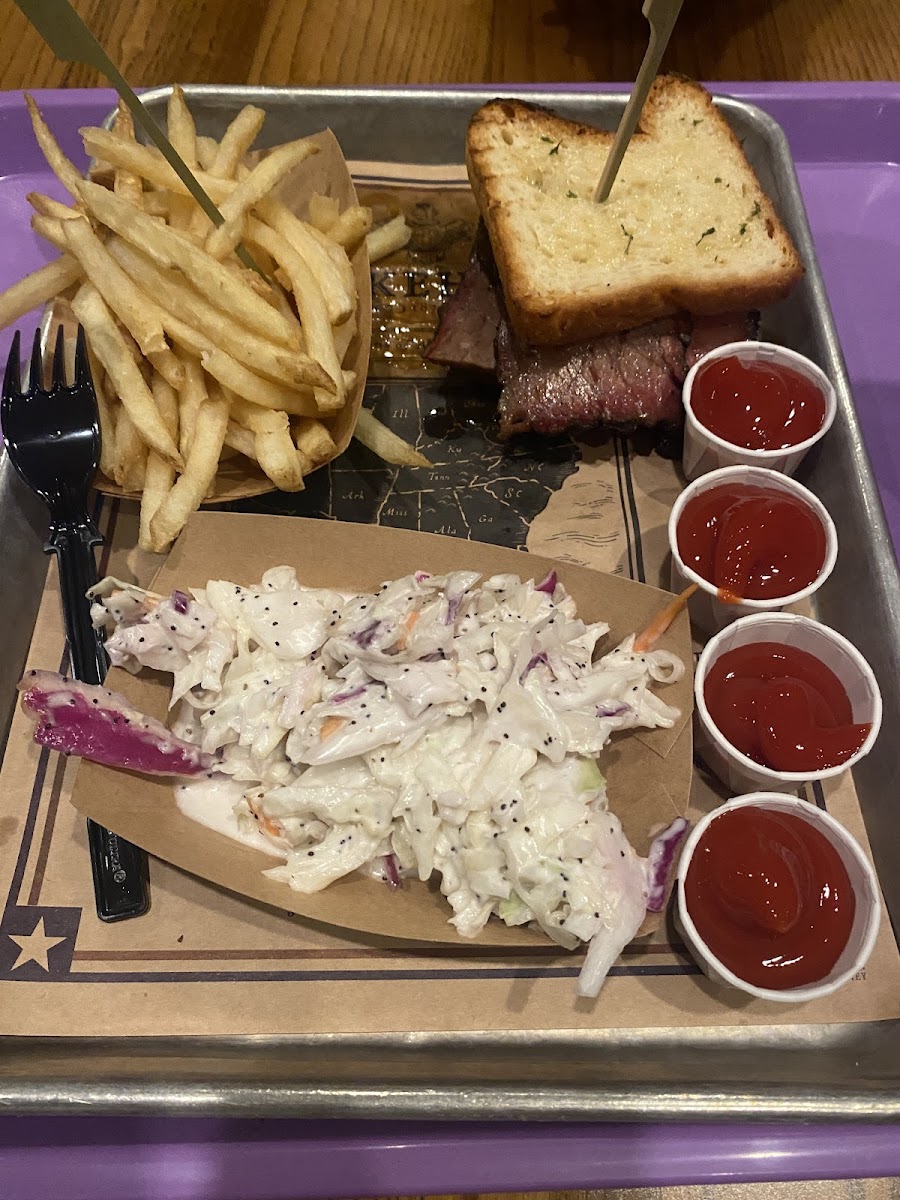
594,0,684,203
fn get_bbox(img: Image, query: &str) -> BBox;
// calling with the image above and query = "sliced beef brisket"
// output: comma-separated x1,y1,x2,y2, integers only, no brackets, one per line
425,229,761,438
496,316,688,438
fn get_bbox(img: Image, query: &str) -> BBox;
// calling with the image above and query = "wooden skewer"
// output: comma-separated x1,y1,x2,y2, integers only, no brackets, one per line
633,583,698,653
593,0,684,203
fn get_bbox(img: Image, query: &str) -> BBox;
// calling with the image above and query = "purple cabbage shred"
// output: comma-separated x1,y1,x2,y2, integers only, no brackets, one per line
645,817,689,912
351,620,381,649
383,853,402,889
172,590,190,615
535,570,558,595
330,685,368,704
520,651,548,681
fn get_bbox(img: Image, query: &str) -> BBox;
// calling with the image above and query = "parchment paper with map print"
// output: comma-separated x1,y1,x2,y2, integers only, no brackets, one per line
0,162,898,1039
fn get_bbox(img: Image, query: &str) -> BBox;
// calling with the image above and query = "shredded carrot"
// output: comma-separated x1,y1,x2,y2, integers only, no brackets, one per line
633,584,699,653
247,796,284,840
319,714,347,741
395,608,420,651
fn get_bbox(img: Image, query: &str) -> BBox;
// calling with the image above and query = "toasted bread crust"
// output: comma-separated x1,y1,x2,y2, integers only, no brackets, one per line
466,79,804,346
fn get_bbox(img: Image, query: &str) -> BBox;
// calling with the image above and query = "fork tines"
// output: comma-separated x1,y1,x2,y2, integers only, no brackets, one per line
3,324,90,399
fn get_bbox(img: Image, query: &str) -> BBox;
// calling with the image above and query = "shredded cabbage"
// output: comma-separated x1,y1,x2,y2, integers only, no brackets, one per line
93,566,683,997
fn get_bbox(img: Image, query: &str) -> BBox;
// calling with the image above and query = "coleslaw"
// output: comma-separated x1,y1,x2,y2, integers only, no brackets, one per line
89,565,685,996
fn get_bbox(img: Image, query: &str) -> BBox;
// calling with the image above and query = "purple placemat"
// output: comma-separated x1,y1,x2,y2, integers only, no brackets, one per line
0,84,899,1199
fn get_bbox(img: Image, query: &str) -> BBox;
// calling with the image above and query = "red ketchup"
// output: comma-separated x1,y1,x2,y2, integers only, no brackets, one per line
691,355,827,450
704,642,871,773
677,482,826,601
684,805,856,990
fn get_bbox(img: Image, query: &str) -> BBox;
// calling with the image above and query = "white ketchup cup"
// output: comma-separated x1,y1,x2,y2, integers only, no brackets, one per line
676,792,881,1003
694,612,882,794
668,464,838,636
682,340,837,482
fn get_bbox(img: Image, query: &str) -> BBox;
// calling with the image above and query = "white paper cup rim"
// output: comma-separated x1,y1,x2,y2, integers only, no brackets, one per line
676,792,881,1003
668,464,838,611
683,340,837,460
694,612,883,784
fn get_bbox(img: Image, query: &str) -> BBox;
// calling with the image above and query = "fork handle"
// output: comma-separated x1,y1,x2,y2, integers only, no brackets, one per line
47,521,108,684
47,521,151,922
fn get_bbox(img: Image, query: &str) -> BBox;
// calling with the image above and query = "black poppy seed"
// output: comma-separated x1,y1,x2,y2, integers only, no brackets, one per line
167,646,173,652
200,625,206,630
380,756,385,762
92,698,99,705
170,625,177,631
273,621,279,627
500,803,507,811
524,826,531,833
274,642,280,647
209,709,216,715
361,703,367,709
307,850,314,857
512,817,518,823
139,637,145,643
577,857,583,864
480,686,487,693
503,733,509,739
350,720,356,725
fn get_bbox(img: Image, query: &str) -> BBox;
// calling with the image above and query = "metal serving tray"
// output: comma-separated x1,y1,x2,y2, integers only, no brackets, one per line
1,86,899,1122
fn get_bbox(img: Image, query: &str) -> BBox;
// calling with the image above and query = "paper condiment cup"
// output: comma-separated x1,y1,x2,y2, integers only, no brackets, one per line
682,340,837,481
694,612,882,793
675,792,881,1003
668,464,838,636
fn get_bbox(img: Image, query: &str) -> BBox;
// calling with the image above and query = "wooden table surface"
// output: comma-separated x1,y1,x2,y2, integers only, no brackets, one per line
0,2,895,1199
0,0,898,90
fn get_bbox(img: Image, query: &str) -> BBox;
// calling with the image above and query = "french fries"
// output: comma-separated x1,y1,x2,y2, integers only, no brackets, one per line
354,408,432,468
366,213,412,261
139,375,180,550
111,102,144,207
148,390,229,553
167,85,199,171
205,136,319,259
231,396,304,492
0,256,81,328
0,95,424,555
71,282,183,469
62,216,168,355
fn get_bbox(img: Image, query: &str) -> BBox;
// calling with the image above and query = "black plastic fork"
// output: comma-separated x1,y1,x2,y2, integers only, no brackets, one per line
2,325,150,921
